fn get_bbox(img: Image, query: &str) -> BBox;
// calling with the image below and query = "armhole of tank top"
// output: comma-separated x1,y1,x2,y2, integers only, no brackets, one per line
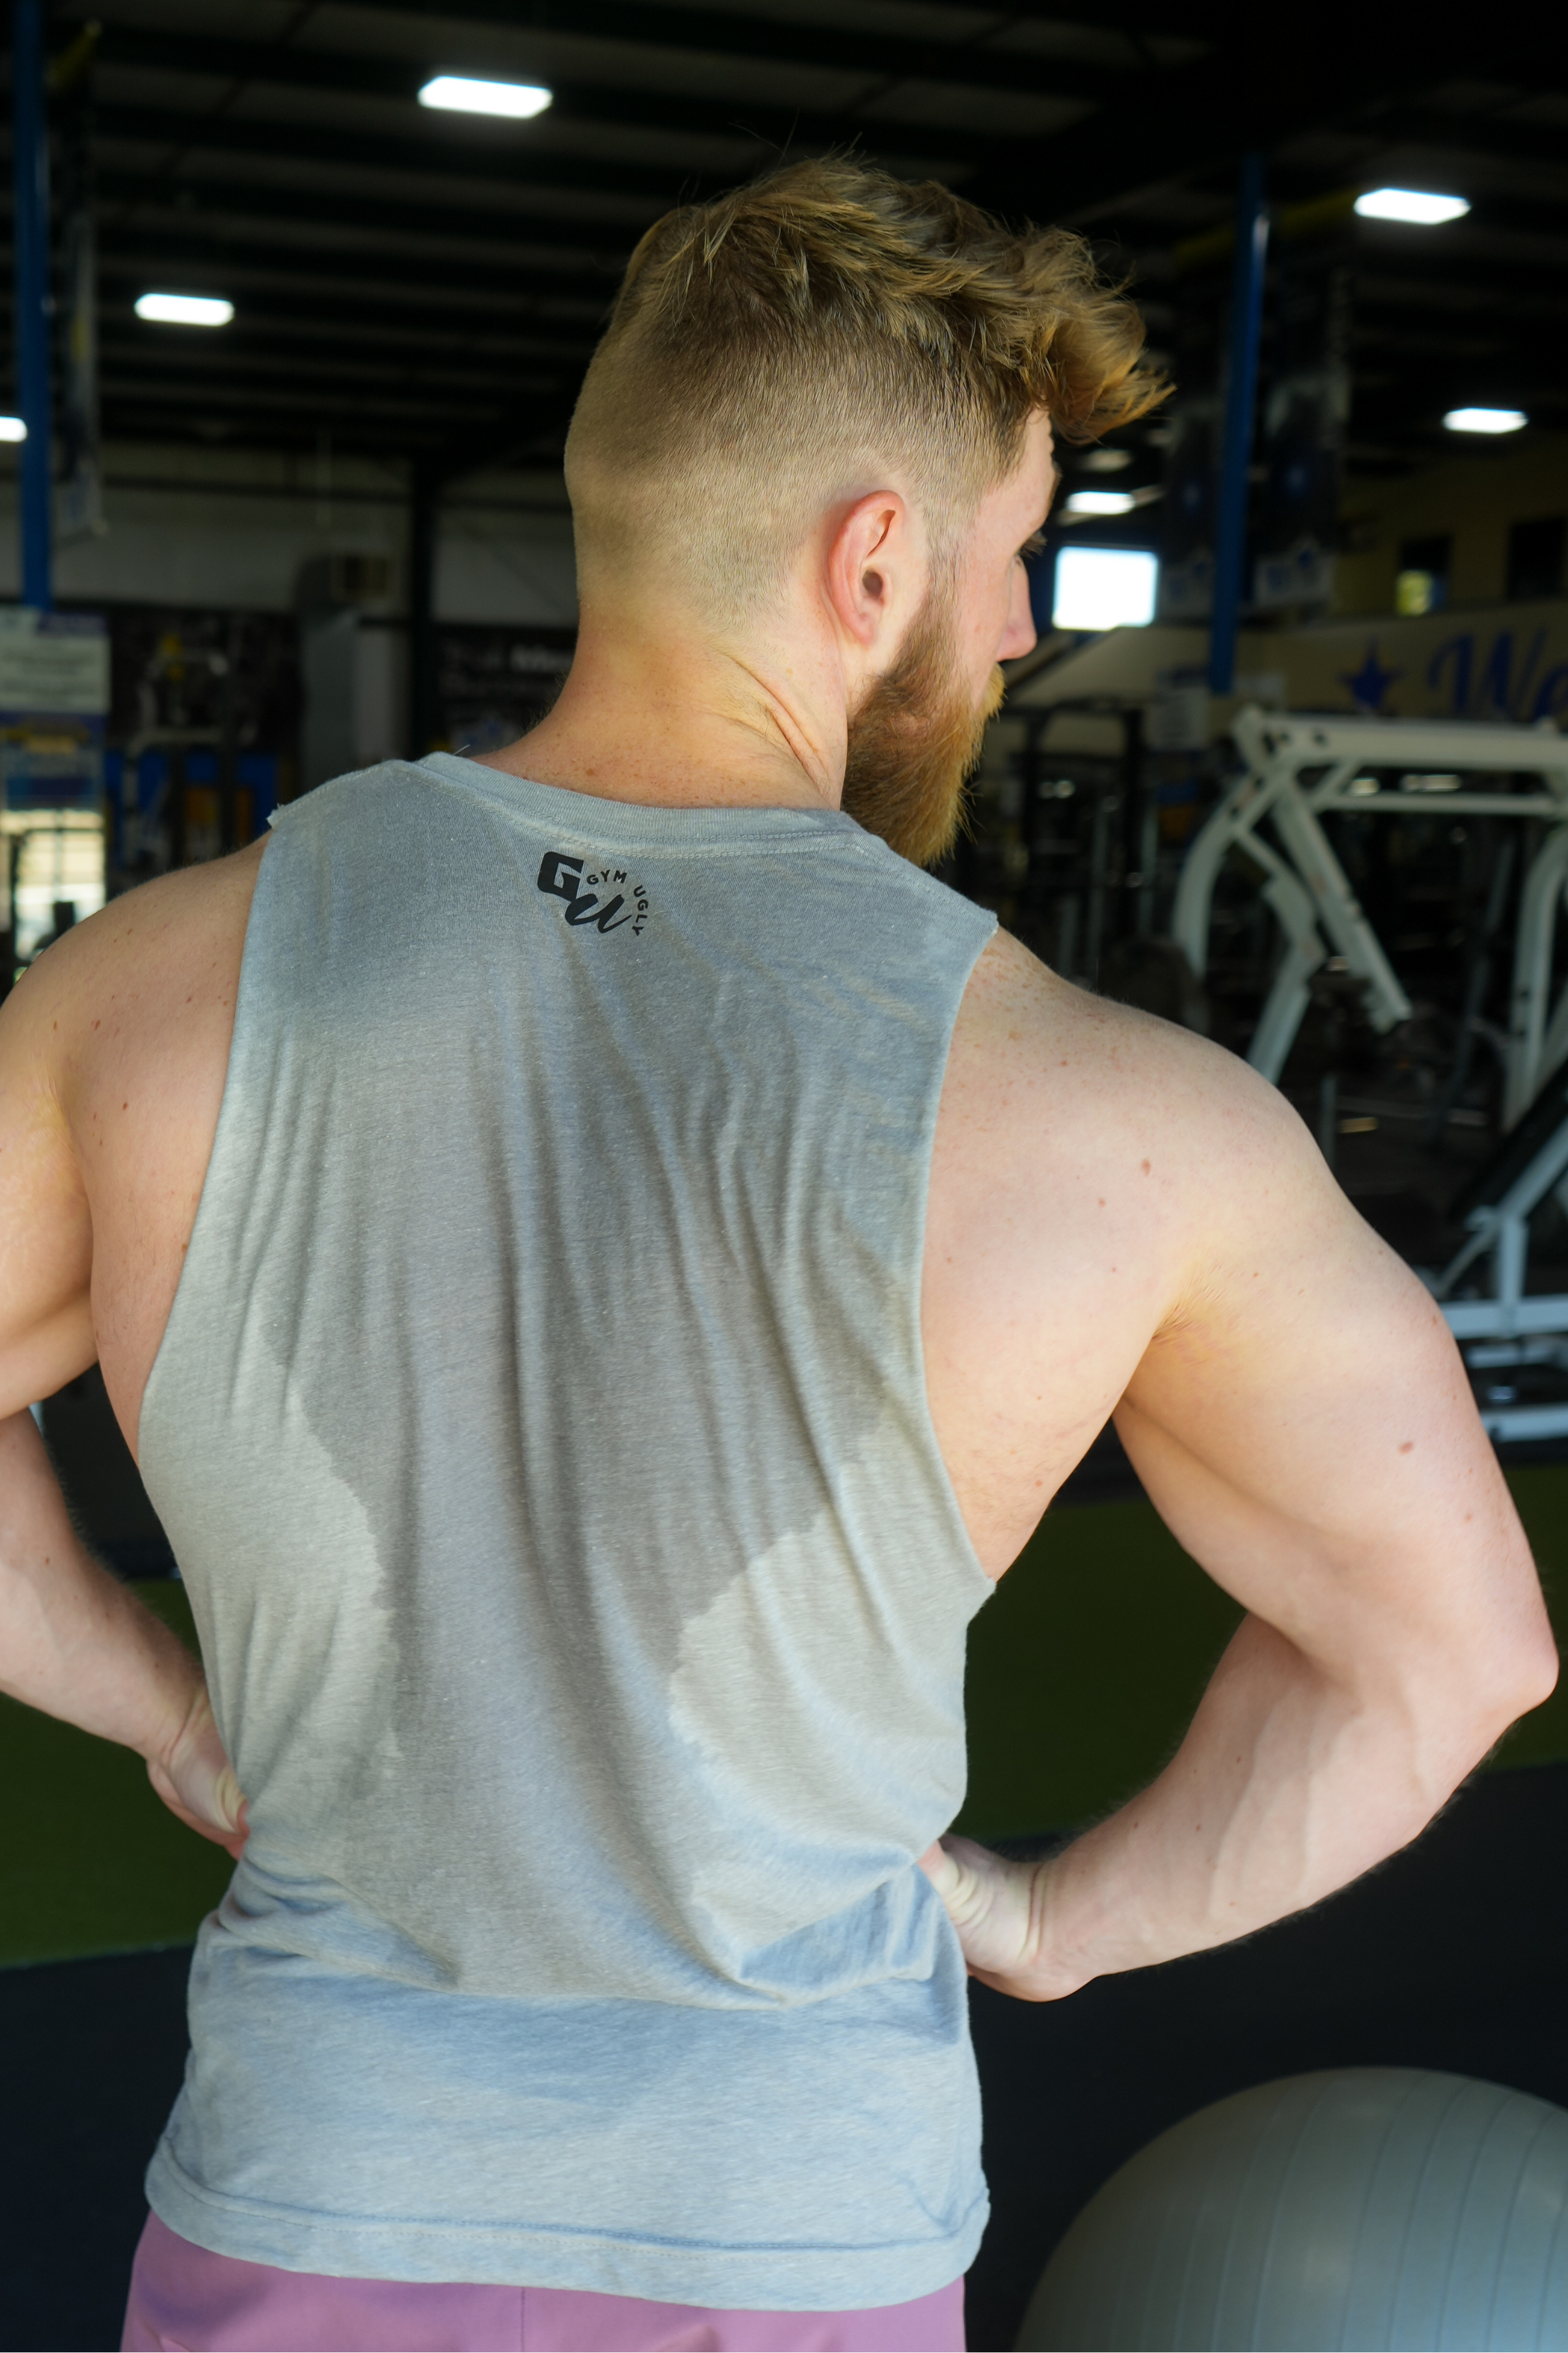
137,825,283,1465
911,904,1000,1608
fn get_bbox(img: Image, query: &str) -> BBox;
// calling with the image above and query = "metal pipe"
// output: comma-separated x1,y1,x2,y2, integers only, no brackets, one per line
12,0,53,610
408,456,439,756
1208,152,1269,697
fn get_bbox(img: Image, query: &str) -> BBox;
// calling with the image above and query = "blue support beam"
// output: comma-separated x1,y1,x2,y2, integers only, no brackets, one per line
1208,151,1269,697
13,0,53,610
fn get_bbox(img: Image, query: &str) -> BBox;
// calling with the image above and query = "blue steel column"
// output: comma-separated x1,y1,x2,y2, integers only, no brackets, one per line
1207,152,1269,697
13,0,53,609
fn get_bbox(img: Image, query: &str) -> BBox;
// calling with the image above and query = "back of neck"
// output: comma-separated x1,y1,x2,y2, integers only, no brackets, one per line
477,607,845,818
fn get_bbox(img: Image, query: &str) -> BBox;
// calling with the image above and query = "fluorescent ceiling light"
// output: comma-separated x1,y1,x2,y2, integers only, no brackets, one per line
419,74,552,118
1444,406,1527,435
135,292,234,327
1355,188,1470,225
1052,546,1159,632
1082,448,1133,473
1064,489,1136,516
0,415,26,442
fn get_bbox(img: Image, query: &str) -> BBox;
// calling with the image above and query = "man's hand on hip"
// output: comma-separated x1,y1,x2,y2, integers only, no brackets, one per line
146,1678,248,1858
918,1835,1077,2001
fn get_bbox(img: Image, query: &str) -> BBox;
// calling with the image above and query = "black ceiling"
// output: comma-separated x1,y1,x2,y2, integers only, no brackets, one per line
14,1,1568,487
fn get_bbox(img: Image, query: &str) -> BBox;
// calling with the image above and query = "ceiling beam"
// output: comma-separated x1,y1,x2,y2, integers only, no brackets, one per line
1358,105,1568,178
100,339,570,397
102,288,596,358
95,318,573,375
1354,266,1568,318
100,363,542,423
92,102,706,206
968,18,1568,232
98,409,458,454
89,23,993,171
915,0,1220,29
92,169,640,269
98,371,582,469
153,0,1129,105
94,238,612,320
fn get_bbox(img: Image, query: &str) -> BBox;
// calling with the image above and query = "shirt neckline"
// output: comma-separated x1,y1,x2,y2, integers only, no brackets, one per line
419,750,864,849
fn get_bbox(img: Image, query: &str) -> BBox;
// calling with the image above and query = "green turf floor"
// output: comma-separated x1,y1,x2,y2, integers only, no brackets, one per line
6,1473,1568,1968
1,1581,233,1970
954,1465,1568,1843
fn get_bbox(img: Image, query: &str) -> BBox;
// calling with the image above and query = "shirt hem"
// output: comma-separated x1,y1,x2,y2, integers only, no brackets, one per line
145,2149,989,2311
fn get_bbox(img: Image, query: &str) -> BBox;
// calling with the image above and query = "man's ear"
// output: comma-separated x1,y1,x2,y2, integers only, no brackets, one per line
824,490,916,650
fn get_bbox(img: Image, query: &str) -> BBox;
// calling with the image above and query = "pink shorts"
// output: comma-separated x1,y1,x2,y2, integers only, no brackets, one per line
121,2212,966,2351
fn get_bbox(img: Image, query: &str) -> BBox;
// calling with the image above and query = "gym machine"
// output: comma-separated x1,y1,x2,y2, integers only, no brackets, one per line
1174,708,1568,1118
1427,1063,1568,1440
977,699,1209,1019
1174,707,1568,1436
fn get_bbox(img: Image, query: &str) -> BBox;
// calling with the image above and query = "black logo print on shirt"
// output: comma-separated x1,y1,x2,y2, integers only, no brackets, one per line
536,852,650,936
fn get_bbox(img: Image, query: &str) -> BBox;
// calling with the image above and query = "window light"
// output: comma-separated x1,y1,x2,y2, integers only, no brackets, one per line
135,293,234,327
1064,490,1137,517
1052,546,1159,632
1355,188,1470,226
419,75,552,118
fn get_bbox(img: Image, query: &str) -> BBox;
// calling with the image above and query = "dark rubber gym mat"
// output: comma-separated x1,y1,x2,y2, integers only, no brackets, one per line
0,1943,191,2353
963,1759,1568,2350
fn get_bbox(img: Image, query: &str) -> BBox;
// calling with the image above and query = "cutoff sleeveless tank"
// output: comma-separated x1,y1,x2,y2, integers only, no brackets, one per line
139,752,998,2308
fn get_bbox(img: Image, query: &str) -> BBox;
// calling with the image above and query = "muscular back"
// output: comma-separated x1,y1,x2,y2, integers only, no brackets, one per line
0,835,1513,1610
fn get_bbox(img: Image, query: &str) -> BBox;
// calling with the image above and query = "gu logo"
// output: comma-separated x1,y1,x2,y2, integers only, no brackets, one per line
536,852,650,936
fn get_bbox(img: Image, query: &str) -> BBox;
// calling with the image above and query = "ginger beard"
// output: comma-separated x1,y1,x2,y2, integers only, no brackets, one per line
840,582,1006,869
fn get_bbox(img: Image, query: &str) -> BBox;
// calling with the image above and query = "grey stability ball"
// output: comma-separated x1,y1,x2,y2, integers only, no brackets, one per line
1017,2067,1568,2352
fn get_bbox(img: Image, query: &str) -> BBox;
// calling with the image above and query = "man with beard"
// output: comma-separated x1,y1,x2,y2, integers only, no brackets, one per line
0,160,1554,2352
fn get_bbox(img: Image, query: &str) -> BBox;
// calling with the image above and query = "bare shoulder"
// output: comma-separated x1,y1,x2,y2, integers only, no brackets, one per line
0,841,268,1438
926,931,1333,1563
7,838,267,1090
944,928,1312,1264
928,930,1437,1566
953,927,1276,1099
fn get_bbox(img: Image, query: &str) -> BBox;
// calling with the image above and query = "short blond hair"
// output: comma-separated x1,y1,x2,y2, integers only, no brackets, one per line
566,155,1165,615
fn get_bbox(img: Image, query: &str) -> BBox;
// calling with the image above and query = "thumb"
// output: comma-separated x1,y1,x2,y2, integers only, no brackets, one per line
917,1834,995,1925
148,1685,249,1858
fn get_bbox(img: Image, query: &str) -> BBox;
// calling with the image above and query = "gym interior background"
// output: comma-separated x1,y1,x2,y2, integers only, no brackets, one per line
3,4,1568,2346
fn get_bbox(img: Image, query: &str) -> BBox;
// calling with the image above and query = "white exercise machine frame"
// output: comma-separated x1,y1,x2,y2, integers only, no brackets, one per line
1174,710,1568,1434
1173,709,1568,1124
1434,1106,1568,1439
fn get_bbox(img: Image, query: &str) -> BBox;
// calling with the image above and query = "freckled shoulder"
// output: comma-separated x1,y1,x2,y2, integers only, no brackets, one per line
944,928,1326,1339
951,927,1260,1147
20,841,268,1108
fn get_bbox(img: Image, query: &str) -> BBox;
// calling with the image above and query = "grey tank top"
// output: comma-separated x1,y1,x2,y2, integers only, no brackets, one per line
140,752,997,2306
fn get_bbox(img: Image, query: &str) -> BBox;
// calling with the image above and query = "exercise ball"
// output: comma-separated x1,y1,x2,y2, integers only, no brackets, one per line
1017,2068,1568,2351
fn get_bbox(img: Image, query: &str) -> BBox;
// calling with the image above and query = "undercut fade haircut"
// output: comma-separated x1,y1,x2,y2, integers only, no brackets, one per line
566,154,1166,619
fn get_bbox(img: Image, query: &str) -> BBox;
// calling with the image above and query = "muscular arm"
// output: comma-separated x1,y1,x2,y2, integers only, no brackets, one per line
925,956,1557,1997
0,872,255,1853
